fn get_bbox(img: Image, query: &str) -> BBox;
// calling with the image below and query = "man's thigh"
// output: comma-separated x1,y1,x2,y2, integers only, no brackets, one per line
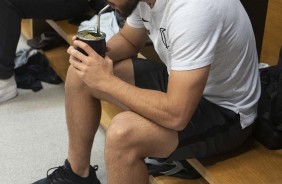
109,111,179,158
7,0,89,19
132,58,168,92
114,57,168,89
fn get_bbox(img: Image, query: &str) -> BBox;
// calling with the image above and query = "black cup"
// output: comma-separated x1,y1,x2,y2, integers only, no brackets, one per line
76,30,106,57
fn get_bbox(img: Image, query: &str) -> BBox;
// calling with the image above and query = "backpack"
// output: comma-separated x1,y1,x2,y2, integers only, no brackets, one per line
254,46,282,150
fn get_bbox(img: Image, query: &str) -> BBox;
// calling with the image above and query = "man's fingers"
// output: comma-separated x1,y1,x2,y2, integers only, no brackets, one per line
73,40,100,58
69,56,84,70
67,45,89,64
69,55,80,64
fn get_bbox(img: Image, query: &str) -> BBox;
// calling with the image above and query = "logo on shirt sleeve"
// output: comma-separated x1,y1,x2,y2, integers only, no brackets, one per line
142,17,150,22
160,28,169,49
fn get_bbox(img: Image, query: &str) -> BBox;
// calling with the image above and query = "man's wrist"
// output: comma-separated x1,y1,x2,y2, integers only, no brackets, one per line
99,75,120,94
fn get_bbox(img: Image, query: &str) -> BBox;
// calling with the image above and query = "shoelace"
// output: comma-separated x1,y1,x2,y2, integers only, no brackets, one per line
45,165,99,184
46,166,73,183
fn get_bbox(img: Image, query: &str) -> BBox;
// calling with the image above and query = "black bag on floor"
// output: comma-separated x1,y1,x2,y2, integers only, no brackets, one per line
254,47,282,150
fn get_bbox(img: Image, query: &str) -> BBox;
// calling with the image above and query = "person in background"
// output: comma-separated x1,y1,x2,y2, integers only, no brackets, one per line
0,0,106,103
33,0,261,184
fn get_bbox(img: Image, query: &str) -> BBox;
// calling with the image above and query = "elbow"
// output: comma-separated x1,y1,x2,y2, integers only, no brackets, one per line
169,115,189,131
163,104,193,131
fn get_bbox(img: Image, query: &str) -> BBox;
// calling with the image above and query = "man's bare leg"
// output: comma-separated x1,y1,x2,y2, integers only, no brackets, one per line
64,58,135,177
105,111,178,184
64,65,101,177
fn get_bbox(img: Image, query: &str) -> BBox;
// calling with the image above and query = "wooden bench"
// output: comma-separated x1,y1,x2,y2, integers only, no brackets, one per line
21,15,282,184
188,141,282,184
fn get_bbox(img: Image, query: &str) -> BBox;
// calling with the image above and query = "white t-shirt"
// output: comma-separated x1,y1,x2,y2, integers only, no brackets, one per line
127,0,261,128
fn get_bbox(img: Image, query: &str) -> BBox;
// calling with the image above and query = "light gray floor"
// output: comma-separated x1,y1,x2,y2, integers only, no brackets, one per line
0,36,107,184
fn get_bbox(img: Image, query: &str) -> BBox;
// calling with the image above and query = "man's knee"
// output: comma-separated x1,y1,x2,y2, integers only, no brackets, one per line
105,112,141,163
105,112,144,154
106,112,134,147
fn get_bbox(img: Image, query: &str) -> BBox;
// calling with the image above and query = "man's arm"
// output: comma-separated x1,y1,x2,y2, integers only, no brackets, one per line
68,23,210,131
100,65,210,130
106,22,148,62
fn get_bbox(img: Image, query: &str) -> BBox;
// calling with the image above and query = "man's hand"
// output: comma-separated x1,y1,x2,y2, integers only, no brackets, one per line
67,39,114,90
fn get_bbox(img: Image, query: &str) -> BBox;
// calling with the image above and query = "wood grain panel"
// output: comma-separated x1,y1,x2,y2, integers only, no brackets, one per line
261,0,282,65
46,19,78,45
21,19,32,40
149,176,208,184
188,142,282,184
44,45,70,81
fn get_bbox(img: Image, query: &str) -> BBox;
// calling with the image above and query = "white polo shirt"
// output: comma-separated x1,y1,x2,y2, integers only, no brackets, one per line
127,0,261,128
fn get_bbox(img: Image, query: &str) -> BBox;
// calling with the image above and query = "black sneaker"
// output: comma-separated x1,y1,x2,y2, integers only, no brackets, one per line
32,159,101,184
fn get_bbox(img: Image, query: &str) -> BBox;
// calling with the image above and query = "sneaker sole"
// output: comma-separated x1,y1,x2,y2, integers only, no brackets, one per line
0,88,17,103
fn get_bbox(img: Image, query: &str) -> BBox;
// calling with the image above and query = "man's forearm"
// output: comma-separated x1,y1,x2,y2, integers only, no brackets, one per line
98,67,209,131
100,75,185,130
106,32,139,62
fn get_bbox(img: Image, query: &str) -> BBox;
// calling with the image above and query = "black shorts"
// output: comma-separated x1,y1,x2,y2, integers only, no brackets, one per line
132,58,253,160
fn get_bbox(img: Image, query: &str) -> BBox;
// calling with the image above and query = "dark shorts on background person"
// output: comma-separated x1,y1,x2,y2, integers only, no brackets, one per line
132,58,253,160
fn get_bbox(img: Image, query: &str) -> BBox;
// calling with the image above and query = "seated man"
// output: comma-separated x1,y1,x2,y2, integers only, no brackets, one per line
33,0,261,183
0,0,106,103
